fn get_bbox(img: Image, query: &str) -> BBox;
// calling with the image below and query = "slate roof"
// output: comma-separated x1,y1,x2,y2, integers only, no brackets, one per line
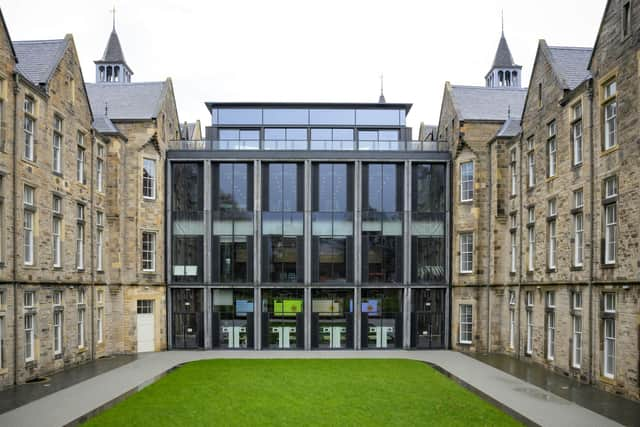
495,118,522,138
492,34,519,68
449,85,527,121
14,39,67,85
547,46,592,90
96,29,130,69
86,81,166,120
93,115,120,134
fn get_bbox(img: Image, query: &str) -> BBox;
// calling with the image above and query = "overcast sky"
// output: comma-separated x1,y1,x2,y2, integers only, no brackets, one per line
4,0,604,133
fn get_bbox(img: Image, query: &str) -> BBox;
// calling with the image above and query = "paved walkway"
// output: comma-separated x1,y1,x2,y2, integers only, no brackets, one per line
0,350,627,427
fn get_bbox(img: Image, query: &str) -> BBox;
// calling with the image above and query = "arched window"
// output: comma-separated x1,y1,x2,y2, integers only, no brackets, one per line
512,71,518,86
106,66,113,82
99,65,105,81
498,71,504,86
114,66,120,82
505,71,511,86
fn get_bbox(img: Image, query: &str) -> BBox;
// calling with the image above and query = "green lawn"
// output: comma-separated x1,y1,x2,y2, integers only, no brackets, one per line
84,359,520,427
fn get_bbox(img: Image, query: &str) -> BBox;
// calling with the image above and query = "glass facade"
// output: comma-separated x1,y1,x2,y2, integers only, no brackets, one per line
169,103,449,350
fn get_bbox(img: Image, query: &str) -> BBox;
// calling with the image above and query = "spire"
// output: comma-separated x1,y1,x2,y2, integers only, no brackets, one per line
111,6,116,31
501,9,504,36
94,9,134,83
100,29,127,64
378,73,386,104
492,32,515,68
484,16,522,89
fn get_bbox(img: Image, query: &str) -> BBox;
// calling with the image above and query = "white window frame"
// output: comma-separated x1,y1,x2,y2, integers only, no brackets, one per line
142,232,156,272
97,229,104,271
97,307,104,344
528,226,535,272
24,291,35,308
572,103,583,165
24,209,34,265
23,97,35,161
459,161,474,202
574,211,584,267
24,313,35,362
76,221,84,270
548,219,557,269
527,136,535,188
97,144,105,193
0,316,4,368
143,158,157,200
526,310,533,355
459,233,473,273
604,292,616,313
77,288,85,305
509,309,515,350
603,81,617,150
510,148,517,196
53,116,62,173
510,230,517,273
53,215,61,268
603,317,616,378
547,311,555,360
77,307,85,348
53,290,62,306
604,204,617,264
546,291,555,308
526,291,533,307
459,304,472,344
53,310,62,355
572,314,582,369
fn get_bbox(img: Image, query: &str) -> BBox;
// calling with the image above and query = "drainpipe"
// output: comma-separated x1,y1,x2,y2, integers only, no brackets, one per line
12,74,19,385
90,131,96,361
487,140,493,353
587,82,595,384
517,133,523,359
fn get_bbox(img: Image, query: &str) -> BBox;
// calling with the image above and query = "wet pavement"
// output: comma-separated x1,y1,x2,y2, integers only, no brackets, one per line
0,354,136,415
472,353,640,427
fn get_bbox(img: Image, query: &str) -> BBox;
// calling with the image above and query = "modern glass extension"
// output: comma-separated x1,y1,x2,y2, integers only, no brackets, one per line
167,102,450,350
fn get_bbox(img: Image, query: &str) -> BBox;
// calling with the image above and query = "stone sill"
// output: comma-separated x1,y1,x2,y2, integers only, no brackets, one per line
0,368,8,376
600,263,616,270
600,146,619,157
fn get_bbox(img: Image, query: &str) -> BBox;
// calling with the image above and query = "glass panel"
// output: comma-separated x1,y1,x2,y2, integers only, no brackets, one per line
172,237,204,283
219,237,249,282
412,212,445,236
263,289,304,349
413,237,445,282
318,238,347,282
213,288,253,349
362,289,402,348
218,108,262,125
265,236,299,282
172,162,204,211
263,109,308,125
356,109,400,125
309,109,355,125
413,164,446,212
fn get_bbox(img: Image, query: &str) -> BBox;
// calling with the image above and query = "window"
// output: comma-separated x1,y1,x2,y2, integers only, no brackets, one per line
509,291,516,306
603,293,616,378
24,186,35,266
53,116,62,173
460,161,474,202
573,189,584,267
137,299,153,314
526,291,533,307
527,207,535,272
97,211,104,271
0,176,4,263
546,290,555,308
459,233,473,273
52,196,62,268
547,310,555,360
97,289,104,304
572,103,583,165
97,307,104,344
526,309,533,355
622,2,631,38
0,316,4,368
604,177,617,265
548,199,557,270
53,311,62,355
96,144,105,193
77,132,85,183
77,288,85,305
53,290,62,306
77,307,85,348
143,158,156,199
509,309,515,350
604,292,616,313
603,80,617,150
527,136,535,188
24,96,35,161
510,148,517,196
510,214,517,273
142,232,156,272
459,304,472,344
24,291,35,308
572,291,582,369
76,204,84,270
24,313,35,361
547,121,557,178
538,82,542,107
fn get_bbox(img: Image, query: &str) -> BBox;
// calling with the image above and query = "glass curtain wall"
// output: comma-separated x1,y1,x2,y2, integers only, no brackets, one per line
361,289,403,349
172,163,204,283
262,289,304,349
262,163,304,283
362,163,403,283
312,163,354,283
311,289,354,349
411,164,446,283
264,128,307,150
211,288,254,349
411,289,445,349
212,163,254,283
172,288,204,349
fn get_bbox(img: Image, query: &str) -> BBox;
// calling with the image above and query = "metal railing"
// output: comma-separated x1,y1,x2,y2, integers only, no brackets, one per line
169,139,449,152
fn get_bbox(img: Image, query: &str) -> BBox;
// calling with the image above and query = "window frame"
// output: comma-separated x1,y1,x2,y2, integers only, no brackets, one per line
571,102,583,166
142,158,157,200
142,231,157,272
52,115,63,173
459,304,472,344
459,233,473,274
459,161,474,202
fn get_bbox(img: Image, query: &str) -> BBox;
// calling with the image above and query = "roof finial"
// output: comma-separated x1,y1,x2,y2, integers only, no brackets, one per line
110,5,116,31
501,9,504,36
378,73,386,103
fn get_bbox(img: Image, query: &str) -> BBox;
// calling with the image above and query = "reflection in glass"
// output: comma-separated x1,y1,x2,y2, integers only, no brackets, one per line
318,238,347,282
361,288,402,349
413,163,446,212
218,129,260,149
355,109,400,125
263,109,308,125
310,128,354,150
172,162,203,211
413,237,445,282
264,128,307,150
218,163,249,210
262,289,304,349
318,164,347,212
212,288,254,349
264,236,301,282
219,236,249,283
311,289,354,349
217,109,262,125
309,109,355,125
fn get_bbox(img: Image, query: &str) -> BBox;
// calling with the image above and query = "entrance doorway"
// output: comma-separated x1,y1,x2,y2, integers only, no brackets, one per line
361,288,402,349
411,289,445,349
212,288,254,349
262,289,304,349
172,288,204,349
311,289,354,349
136,300,155,352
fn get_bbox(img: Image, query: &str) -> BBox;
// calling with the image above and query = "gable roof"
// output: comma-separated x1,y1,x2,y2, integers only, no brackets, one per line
86,81,167,120
492,33,519,68
14,38,68,85
546,46,592,90
588,0,613,70
449,85,527,121
93,115,120,134
0,9,17,62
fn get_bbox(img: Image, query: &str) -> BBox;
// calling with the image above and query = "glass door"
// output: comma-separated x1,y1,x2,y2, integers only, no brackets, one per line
361,288,402,349
212,288,254,349
411,289,445,349
262,289,304,349
171,288,204,349
311,289,354,349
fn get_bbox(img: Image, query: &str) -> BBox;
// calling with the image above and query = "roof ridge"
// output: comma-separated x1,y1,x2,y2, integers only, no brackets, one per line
13,38,66,44
87,81,165,86
451,84,528,91
547,45,593,51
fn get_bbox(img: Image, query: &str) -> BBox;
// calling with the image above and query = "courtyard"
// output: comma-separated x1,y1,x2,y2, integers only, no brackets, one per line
82,359,519,426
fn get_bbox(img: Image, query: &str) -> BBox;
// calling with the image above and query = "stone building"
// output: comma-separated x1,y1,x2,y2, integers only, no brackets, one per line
445,0,639,400
0,9,179,390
